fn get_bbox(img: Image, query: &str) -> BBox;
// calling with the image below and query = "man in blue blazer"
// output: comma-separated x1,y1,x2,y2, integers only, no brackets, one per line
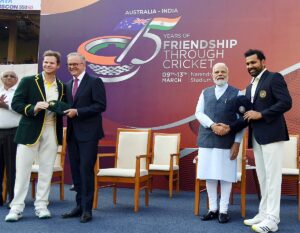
62,52,106,223
243,49,292,233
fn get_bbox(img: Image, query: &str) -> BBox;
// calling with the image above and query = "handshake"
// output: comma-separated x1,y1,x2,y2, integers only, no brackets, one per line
211,123,230,136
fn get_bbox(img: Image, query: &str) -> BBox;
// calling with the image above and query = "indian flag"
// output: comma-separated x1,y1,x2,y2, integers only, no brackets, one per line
148,16,181,31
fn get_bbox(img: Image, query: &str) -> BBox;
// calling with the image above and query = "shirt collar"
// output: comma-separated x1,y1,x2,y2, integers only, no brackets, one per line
0,83,18,92
215,83,228,92
73,71,85,81
251,68,267,83
42,72,58,87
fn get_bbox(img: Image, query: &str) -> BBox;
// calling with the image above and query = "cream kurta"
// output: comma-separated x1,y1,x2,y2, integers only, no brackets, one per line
195,84,243,182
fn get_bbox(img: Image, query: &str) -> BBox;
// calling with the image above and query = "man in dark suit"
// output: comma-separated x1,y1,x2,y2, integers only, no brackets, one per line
243,49,292,233
62,52,106,223
5,50,64,222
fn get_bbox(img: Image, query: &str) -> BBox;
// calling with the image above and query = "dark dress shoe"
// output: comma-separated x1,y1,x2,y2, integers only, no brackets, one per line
218,213,230,223
201,210,219,221
80,212,92,223
62,206,82,218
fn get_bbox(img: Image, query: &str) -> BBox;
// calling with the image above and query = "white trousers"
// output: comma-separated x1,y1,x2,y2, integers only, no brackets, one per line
206,179,232,213
252,136,283,224
10,124,58,212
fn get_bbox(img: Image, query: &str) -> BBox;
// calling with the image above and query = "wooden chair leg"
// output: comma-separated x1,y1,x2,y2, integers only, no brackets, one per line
241,179,246,218
134,179,140,212
230,190,234,204
145,178,149,207
298,181,300,221
0,168,7,203
32,180,36,199
60,174,64,200
194,179,200,215
169,171,174,198
2,169,7,202
149,175,153,193
113,185,117,205
176,171,180,192
92,179,98,209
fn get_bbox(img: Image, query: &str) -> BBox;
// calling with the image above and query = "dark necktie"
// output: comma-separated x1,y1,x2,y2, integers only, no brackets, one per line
72,78,79,98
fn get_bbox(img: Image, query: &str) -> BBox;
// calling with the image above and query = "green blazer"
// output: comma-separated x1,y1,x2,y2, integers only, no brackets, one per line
12,73,65,146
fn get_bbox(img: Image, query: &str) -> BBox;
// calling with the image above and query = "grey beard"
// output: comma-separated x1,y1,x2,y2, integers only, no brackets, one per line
214,80,227,86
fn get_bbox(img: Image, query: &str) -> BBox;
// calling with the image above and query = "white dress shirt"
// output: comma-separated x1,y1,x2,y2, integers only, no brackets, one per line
250,68,266,103
72,71,85,89
0,84,21,128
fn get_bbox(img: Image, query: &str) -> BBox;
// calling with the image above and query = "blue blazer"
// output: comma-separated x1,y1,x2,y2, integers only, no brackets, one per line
66,73,106,142
245,70,292,147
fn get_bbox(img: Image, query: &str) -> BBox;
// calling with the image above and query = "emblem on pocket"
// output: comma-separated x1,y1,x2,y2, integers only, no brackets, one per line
259,90,267,98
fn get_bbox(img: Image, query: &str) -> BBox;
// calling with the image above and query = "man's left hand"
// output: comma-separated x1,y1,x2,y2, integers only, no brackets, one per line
244,110,262,122
64,109,78,118
230,142,240,160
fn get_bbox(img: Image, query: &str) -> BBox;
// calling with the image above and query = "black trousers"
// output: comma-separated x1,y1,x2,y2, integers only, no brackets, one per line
67,135,98,212
0,128,17,204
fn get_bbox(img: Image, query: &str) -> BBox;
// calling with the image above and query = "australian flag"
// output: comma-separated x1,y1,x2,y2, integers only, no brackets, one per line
114,17,150,31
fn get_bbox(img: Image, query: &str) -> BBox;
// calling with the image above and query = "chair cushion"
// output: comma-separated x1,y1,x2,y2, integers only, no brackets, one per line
31,164,62,172
149,164,179,171
97,168,148,177
282,168,299,175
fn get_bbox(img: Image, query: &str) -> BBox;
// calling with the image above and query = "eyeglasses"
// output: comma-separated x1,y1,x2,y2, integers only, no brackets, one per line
67,63,83,67
2,74,17,79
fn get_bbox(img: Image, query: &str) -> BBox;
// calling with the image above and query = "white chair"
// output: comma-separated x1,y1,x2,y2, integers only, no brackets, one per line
149,133,181,197
93,128,151,212
281,135,300,221
31,127,66,200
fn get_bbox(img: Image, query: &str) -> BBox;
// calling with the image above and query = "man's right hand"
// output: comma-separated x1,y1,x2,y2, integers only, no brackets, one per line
211,123,230,136
34,101,49,113
0,94,8,109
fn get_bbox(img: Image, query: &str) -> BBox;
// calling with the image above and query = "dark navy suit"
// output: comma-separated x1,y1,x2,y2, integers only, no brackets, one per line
244,69,292,223
245,70,292,147
66,72,106,212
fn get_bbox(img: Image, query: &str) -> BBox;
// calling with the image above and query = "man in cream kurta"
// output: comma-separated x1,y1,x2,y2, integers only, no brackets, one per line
195,63,245,224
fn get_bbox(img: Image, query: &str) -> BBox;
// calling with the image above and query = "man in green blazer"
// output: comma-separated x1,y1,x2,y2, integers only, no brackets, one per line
5,50,65,222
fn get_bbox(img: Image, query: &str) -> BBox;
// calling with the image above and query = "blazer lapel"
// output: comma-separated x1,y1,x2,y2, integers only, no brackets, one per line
73,73,88,102
56,79,64,101
246,85,252,99
66,79,73,104
253,70,269,103
34,73,46,101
